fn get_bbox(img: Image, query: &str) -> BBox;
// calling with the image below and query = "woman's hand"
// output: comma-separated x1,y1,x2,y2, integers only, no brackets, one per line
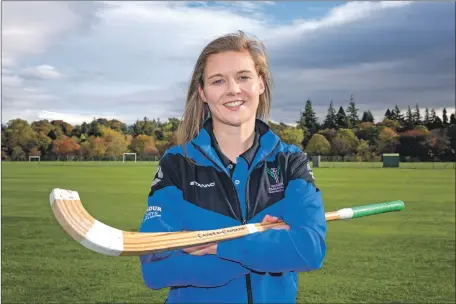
183,243,218,256
261,214,290,231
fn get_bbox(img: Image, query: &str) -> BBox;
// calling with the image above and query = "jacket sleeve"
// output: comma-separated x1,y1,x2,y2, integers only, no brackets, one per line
139,153,250,290
216,151,327,274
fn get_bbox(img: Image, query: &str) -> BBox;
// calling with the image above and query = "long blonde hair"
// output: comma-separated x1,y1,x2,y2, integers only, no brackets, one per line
176,30,273,146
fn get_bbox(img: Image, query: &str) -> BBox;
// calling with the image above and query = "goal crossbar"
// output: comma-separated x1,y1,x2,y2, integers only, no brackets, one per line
123,153,136,163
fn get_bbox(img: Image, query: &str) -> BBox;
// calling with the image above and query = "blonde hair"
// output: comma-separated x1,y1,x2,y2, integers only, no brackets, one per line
176,30,273,146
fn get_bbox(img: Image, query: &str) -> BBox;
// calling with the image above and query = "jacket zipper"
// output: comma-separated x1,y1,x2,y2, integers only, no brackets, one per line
193,141,280,304
243,141,280,304
192,144,253,303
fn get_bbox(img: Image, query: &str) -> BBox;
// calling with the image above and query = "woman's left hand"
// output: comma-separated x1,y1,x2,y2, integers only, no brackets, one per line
183,243,218,256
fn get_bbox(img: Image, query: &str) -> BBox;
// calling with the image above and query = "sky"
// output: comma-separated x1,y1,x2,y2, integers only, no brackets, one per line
2,1,455,126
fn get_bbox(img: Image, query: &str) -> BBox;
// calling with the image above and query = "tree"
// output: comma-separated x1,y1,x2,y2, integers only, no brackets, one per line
430,108,443,130
384,109,392,120
298,98,318,134
4,119,37,156
323,101,337,129
100,126,129,160
405,105,414,129
356,122,379,146
346,95,360,127
361,111,374,123
413,104,421,126
450,113,456,126
129,134,159,157
52,137,81,160
80,136,106,160
305,134,331,155
376,127,399,154
356,139,372,161
336,106,348,129
318,128,337,143
398,129,434,160
276,127,304,147
442,108,449,126
331,128,358,158
424,108,431,128
390,105,404,124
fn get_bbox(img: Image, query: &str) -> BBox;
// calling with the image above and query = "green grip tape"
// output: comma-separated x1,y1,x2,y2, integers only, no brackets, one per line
351,200,405,218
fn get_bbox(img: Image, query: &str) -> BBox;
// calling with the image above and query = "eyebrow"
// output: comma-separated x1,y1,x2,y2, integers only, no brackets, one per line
207,70,254,80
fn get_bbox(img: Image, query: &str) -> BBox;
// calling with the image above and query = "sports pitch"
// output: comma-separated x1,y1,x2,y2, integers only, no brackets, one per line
2,161,455,303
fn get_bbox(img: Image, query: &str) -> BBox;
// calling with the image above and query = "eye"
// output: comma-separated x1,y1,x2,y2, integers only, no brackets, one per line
212,79,224,85
239,75,251,81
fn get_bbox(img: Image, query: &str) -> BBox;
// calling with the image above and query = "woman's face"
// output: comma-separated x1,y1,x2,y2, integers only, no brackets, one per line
198,50,265,128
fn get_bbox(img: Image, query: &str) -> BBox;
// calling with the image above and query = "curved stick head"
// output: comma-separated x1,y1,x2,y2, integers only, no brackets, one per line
50,188,124,256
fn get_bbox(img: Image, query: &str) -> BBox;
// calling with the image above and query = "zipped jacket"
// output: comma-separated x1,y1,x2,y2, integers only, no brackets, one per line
139,118,327,304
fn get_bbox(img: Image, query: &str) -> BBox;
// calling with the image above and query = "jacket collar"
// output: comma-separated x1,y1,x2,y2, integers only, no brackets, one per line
191,117,280,171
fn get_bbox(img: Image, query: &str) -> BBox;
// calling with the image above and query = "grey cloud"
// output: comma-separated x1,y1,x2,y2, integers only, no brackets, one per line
263,2,455,123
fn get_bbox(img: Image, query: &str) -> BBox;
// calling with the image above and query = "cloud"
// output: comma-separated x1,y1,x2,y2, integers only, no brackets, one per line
1,1,103,66
21,65,63,80
1,1,454,127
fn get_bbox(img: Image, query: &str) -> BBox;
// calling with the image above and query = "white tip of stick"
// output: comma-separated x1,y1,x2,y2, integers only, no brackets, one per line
80,220,124,256
50,188,80,208
337,208,354,220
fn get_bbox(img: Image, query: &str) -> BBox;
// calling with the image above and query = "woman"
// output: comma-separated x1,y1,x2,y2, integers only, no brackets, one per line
139,30,327,304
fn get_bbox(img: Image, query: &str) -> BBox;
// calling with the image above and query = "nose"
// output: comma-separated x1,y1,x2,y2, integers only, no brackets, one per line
226,78,241,95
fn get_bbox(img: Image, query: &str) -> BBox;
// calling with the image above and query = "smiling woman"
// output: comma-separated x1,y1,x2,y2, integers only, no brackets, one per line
138,30,325,304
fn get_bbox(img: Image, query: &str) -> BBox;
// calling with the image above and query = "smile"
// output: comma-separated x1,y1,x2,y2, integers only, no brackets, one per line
224,100,245,107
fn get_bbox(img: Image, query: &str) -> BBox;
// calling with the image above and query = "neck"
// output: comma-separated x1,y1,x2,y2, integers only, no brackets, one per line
212,118,256,163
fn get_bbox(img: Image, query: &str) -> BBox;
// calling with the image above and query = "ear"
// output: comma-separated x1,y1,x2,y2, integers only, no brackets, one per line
259,75,265,95
198,85,207,103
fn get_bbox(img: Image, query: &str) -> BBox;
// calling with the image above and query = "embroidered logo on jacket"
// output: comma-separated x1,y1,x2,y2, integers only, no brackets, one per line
190,181,215,188
266,165,284,194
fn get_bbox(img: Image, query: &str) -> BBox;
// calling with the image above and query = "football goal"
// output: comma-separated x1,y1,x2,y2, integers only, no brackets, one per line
29,156,40,162
123,153,137,163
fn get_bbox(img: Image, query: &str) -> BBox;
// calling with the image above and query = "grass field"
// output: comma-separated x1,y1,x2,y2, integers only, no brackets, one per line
2,161,455,303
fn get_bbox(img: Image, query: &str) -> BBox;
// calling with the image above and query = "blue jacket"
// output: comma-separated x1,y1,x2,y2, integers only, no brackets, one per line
139,118,327,303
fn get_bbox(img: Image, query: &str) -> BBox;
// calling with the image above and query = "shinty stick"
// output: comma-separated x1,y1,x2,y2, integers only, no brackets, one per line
49,188,405,257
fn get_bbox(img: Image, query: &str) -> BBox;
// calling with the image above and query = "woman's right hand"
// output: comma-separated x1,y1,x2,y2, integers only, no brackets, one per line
261,214,290,231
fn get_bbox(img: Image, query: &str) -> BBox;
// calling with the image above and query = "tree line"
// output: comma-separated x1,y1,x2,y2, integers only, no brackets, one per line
2,95,455,162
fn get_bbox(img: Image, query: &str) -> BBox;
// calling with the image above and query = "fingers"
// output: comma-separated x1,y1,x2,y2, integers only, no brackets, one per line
270,223,291,231
261,214,290,231
183,243,217,256
261,214,280,223
182,243,215,254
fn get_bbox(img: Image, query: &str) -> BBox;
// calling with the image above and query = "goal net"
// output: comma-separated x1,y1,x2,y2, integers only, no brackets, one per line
123,153,137,163
29,156,40,162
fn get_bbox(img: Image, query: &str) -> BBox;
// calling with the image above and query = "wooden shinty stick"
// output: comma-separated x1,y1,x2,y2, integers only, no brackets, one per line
49,188,405,257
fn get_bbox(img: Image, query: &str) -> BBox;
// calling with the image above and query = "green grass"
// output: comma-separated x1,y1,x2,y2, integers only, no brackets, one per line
2,161,455,303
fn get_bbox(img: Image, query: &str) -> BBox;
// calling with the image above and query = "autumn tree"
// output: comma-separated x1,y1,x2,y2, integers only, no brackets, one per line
356,122,379,146
80,136,106,160
376,127,399,154
100,126,129,160
305,134,331,155
331,128,358,158
52,137,81,160
276,127,304,147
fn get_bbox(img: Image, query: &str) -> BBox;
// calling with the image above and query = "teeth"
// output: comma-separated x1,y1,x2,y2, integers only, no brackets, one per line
225,101,244,107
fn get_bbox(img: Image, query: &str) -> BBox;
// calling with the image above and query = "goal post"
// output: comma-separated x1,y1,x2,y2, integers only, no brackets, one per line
29,156,40,162
123,153,137,163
